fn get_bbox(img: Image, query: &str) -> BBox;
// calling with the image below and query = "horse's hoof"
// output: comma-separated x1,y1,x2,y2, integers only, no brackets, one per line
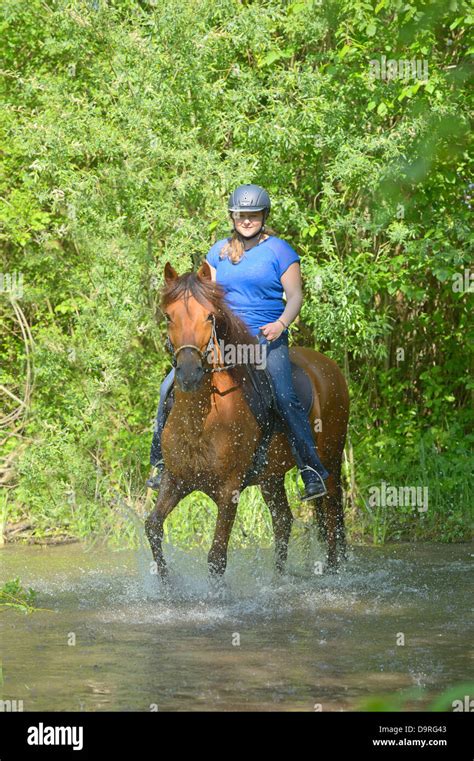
208,574,228,600
155,563,170,585
271,569,290,587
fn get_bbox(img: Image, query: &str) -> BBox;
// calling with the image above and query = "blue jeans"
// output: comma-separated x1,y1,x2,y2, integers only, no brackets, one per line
149,330,329,483
150,367,175,467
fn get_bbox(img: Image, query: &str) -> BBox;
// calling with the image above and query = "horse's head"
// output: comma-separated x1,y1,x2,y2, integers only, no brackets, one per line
161,261,218,392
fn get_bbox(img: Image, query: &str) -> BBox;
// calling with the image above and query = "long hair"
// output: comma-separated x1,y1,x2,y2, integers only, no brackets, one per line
219,224,279,264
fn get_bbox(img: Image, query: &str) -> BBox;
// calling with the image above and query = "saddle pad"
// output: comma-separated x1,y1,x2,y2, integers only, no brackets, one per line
294,360,313,415
240,360,314,434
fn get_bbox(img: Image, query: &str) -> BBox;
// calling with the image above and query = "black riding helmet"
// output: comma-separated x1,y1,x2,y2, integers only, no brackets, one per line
228,184,271,239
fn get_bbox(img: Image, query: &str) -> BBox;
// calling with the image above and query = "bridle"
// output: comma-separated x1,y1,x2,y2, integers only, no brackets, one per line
165,313,237,373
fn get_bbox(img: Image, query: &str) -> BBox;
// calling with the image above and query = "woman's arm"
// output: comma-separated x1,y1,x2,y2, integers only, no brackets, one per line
259,261,303,340
208,263,217,282
278,262,303,328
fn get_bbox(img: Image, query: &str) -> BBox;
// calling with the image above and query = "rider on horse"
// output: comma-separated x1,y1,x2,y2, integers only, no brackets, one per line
147,184,330,501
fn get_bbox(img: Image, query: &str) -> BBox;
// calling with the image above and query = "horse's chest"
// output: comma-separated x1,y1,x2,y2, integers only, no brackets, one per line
162,403,257,484
163,424,216,475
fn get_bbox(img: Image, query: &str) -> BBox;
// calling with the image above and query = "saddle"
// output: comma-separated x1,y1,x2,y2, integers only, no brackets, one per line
162,360,314,489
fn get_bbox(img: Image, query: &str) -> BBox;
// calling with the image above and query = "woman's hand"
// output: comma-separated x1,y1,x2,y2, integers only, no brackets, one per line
259,321,286,342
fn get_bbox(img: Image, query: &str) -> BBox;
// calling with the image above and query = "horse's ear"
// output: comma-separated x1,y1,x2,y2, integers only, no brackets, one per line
197,260,212,282
164,262,179,284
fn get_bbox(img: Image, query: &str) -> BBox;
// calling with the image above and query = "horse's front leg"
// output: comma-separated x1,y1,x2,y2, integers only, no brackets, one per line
208,475,242,578
145,471,187,580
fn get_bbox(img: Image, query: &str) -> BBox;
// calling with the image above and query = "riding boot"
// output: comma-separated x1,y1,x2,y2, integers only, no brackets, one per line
299,465,328,501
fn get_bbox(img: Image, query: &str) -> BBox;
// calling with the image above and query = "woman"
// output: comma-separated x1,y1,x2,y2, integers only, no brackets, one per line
147,183,329,500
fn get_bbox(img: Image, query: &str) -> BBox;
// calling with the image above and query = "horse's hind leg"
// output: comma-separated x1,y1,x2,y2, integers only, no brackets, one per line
336,474,347,561
260,476,293,573
322,459,346,570
145,472,187,580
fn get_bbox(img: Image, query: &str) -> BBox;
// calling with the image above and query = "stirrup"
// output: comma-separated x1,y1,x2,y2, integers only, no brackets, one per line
298,466,328,501
146,460,165,491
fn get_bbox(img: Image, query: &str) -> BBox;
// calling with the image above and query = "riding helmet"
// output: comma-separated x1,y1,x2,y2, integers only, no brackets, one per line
228,184,271,221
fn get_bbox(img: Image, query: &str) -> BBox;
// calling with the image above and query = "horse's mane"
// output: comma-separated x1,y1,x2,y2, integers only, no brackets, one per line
160,270,258,383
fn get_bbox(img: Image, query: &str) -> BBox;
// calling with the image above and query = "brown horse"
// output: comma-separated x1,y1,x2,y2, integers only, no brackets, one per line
145,261,349,579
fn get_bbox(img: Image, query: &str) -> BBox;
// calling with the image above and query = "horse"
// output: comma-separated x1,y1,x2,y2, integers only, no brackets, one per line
145,261,350,580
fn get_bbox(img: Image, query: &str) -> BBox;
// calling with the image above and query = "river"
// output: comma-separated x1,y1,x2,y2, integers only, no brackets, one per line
1,538,472,711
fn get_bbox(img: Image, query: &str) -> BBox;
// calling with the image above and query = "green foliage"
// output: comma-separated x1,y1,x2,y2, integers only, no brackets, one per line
0,578,37,613
1,0,472,546
357,682,474,711
352,425,472,544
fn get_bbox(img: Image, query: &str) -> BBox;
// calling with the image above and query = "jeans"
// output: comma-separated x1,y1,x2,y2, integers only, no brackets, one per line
150,367,175,467
149,330,329,483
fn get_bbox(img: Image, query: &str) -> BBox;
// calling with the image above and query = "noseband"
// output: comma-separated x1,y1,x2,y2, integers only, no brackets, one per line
165,313,236,373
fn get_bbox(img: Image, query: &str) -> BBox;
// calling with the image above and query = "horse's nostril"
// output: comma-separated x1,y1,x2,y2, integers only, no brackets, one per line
176,364,204,391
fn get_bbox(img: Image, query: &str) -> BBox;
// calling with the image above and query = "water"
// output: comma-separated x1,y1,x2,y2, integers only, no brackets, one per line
0,538,472,711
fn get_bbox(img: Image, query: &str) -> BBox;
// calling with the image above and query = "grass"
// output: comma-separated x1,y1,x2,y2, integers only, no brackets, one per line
350,429,473,545
2,426,472,550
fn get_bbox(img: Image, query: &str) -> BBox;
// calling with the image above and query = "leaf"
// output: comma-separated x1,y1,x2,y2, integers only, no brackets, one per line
337,44,352,59
258,47,294,68
287,1,307,14
432,268,451,282
449,16,463,30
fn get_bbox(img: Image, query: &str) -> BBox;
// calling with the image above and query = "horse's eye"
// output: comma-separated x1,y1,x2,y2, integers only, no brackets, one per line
164,313,172,322
207,313,213,321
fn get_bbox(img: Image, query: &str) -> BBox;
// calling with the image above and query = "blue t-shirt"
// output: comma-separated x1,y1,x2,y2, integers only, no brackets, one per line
205,236,300,336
